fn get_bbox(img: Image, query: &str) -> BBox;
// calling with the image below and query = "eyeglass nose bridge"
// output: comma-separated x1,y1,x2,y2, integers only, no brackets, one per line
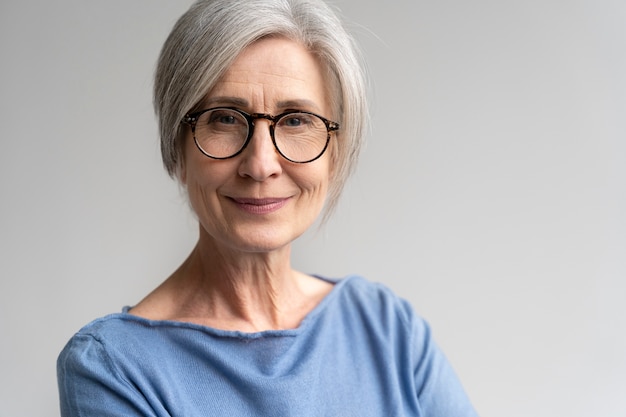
244,113,287,158
237,113,282,160
249,112,276,123
246,112,278,137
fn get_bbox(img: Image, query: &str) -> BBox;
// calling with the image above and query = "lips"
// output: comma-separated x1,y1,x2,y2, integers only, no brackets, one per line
230,197,290,214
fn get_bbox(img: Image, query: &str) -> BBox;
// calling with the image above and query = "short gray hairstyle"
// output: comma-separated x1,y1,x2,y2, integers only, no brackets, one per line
154,0,368,219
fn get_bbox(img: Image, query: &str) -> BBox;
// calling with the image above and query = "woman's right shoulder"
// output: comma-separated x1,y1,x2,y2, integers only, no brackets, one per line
57,313,170,416
58,312,145,365
69,312,136,339
57,314,132,386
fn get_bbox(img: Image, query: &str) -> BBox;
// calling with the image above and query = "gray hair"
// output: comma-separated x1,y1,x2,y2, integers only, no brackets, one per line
154,0,368,219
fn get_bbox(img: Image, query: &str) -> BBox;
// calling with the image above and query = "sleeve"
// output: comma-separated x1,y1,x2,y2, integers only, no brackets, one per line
57,333,158,417
407,304,480,417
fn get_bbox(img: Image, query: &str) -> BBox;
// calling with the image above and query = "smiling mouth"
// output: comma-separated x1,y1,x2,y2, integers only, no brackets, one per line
230,197,290,214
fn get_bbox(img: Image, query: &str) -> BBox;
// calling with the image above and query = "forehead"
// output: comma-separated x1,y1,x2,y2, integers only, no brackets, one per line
205,37,331,114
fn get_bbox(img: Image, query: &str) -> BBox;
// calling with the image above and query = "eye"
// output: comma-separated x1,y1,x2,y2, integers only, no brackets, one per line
209,112,238,125
280,113,314,128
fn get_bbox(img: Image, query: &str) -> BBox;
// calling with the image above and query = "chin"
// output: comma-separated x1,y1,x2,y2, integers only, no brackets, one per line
235,224,306,253
202,221,305,255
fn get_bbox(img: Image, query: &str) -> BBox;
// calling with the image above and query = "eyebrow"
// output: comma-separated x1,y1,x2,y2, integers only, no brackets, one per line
202,96,249,108
200,96,322,113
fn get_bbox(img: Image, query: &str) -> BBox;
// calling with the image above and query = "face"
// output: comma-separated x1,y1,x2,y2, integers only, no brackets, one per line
181,37,334,253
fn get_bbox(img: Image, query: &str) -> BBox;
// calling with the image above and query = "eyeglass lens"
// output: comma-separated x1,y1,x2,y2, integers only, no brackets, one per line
193,108,329,162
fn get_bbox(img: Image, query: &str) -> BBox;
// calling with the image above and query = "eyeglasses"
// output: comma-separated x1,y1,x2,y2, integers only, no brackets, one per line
182,107,340,163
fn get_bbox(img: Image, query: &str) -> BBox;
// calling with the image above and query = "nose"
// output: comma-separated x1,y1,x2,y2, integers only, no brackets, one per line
237,119,283,181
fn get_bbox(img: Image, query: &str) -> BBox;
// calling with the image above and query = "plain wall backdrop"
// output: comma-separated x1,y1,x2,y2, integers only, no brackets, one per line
1,1,624,416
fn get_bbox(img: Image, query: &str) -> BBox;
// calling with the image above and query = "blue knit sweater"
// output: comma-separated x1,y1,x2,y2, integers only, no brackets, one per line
57,276,478,416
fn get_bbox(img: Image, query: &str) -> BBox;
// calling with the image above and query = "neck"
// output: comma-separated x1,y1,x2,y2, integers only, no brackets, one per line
130,225,334,331
161,232,308,331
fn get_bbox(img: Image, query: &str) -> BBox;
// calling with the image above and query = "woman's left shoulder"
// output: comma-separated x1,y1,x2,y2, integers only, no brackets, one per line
329,275,425,329
335,274,412,304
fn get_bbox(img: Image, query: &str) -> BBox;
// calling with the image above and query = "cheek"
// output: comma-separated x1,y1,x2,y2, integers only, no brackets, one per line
184,162,225,199
182,158,225,218
325,134,339,183
176,130,194,185
296,161,331,200
185,173,211,220
181,132,213,189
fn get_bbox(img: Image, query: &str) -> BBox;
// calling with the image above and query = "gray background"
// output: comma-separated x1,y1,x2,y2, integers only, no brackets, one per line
1,0,625,416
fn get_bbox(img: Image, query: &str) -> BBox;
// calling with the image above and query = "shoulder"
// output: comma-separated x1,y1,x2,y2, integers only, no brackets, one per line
57,314,175,416
328,275,430,338
57,312,170,380
335,275,418,319
333,276,477,415
58,314,137,372
63,313,145,347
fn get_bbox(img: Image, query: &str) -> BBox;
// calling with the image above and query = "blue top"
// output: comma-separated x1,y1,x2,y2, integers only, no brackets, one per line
57,276,478,416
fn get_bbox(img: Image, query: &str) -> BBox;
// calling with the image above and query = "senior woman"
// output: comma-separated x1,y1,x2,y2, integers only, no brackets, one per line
57,0,478,416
